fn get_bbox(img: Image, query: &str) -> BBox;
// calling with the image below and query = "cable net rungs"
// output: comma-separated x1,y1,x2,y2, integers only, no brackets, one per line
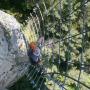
9,0,90,90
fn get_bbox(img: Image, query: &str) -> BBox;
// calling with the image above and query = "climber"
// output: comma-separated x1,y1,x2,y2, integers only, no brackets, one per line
28,42,41,65
28,36,45,65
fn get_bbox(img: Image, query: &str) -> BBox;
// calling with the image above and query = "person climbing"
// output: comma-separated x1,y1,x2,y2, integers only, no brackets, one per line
28,37,44,65
28,42,41,65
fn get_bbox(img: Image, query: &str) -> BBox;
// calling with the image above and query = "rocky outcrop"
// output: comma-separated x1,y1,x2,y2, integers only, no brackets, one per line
0,10,29,88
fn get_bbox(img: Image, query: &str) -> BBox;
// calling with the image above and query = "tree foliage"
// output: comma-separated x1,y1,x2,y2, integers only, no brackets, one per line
0,0,90,90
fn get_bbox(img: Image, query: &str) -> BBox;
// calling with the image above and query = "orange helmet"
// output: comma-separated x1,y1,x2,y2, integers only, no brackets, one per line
29,42,37,51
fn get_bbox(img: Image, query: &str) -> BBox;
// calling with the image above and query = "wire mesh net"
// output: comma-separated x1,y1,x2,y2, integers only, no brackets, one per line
9,0,90,90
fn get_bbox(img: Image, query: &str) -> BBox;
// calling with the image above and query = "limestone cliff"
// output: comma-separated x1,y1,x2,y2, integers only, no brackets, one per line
0,10,29,88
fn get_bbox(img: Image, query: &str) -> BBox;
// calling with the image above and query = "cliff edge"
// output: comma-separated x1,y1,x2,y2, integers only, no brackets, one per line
0,10,29,88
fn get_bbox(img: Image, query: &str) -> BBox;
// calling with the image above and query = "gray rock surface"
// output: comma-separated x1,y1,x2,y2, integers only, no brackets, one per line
0,10,29,88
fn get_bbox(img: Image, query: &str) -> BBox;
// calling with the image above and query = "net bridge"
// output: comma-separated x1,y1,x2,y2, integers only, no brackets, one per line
9,0,90,90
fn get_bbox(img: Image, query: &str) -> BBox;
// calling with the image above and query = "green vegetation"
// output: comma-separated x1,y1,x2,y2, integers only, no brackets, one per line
9,76,33,90
0,0,90,90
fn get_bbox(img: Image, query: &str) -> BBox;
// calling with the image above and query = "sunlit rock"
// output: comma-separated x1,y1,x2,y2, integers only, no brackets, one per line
0,10,29,88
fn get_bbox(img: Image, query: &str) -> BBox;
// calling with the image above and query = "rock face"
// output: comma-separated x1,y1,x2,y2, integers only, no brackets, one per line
0,10,29,88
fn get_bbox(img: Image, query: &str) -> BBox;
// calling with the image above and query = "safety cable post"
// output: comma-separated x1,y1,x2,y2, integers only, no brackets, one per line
31,69,40,86
29,66,39,80
58,0,62,65
30,13,38,40
58,0,64,90
34,72,43,87
62,0,72,89
25,65,33,78
26,66,35,78
77,0,88,89
33,9,40,38
35,3,45,57
50,1,56,90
